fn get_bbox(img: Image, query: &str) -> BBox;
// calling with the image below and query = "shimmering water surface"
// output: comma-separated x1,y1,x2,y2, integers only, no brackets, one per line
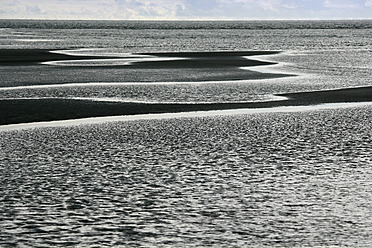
1,20,372,247
2,107,372,247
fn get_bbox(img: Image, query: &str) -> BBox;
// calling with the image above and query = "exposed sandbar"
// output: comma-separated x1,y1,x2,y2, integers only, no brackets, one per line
2,49,370,125
0,49,120,66
0,49,291,86
1,86,372,125
0,49,281,69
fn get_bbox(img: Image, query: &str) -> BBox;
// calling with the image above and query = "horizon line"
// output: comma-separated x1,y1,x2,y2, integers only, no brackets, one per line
1,18,372,22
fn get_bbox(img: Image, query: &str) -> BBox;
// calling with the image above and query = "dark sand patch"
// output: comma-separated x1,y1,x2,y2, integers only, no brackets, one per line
2,49,370,125
0,49,291,87
1,86,372,125
280,86,372,104
0,49,119,66
134,51,280,69
0,49,279,67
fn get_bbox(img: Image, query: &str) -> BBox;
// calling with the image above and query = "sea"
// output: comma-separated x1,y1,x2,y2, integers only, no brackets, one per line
1,20,372,247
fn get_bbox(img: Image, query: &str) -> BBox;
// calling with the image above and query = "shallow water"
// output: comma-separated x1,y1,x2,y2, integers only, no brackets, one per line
1,20,372,247
1,20,372,103
1,106,372,247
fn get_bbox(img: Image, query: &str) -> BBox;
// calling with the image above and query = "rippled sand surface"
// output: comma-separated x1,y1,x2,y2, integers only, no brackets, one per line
1,106,372,247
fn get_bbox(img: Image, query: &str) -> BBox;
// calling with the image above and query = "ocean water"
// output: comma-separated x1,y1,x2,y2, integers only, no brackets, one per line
1,20,372,103
1,20,372,247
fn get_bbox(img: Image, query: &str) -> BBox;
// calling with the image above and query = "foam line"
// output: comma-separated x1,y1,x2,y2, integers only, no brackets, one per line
241,51,304,76
0,79,274,91
42,57,187,66
0,96,288,104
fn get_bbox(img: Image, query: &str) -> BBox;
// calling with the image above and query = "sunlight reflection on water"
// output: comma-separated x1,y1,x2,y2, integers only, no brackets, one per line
1,106,372,247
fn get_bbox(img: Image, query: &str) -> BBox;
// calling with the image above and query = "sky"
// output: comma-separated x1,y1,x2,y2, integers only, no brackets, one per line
1,0,372,20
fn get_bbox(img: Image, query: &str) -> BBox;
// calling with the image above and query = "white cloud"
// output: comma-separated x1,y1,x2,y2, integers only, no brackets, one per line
223,0,283,11
257,0,284,11
282,4,298,9
222,0,303,12
0,0,185,19
365,0,372,7
323,0,360,8
0,0,371,20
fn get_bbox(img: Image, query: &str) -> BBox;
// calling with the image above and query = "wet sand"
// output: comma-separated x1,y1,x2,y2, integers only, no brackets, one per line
1,86,372,125
0,49,280,68
0,49,119,66
0,49,291,87
1,49,372,125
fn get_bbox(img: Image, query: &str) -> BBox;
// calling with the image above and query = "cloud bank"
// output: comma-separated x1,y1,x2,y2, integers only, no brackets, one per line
1,0,371,20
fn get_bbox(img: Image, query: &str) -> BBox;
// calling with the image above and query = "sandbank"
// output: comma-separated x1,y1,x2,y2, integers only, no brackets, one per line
1,86,372,125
